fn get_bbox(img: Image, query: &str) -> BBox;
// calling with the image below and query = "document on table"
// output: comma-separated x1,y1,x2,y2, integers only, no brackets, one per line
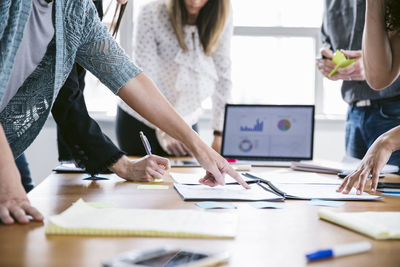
274,183,382,200
248,169,342,185
174,183,284,201
170,171,254,185
318,209,400,239
291,156,399,174
46,199,238,239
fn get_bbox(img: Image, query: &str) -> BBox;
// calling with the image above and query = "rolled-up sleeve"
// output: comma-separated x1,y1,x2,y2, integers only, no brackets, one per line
75,1,142,94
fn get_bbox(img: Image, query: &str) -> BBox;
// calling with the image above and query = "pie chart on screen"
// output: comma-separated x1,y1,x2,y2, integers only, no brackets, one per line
277,119,291,131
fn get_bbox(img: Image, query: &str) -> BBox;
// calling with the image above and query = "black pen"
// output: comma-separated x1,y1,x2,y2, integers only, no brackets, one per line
139,131,152,155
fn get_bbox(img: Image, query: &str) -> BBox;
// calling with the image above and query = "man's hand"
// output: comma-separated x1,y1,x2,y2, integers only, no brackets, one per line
156,130,191,156
317,48,365,81
336,50,366,81
110,155,170,182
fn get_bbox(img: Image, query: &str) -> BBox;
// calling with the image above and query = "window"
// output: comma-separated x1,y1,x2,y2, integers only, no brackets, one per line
84,0,347,118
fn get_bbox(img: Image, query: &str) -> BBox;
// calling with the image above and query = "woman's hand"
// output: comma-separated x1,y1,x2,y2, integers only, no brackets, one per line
0,165,43,224
156,130,191,156
337,127,400,195
110,155,170,182
192,141,250,189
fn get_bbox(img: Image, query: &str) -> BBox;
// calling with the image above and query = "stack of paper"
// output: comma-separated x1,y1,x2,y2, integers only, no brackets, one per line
318,209,400,239
46,199,238,239
291,156,399,174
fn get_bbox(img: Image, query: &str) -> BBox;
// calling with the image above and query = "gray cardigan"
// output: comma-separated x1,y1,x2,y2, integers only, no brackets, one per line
0,0,142,157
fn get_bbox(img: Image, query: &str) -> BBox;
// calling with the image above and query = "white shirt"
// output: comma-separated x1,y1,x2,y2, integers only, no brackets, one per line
118,0,233,131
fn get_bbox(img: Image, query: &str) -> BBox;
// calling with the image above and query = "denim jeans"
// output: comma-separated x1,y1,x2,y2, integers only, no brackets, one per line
345,99,400,166
15,153,34,193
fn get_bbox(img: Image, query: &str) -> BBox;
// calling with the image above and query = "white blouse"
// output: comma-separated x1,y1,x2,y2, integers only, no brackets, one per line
118,0,233,131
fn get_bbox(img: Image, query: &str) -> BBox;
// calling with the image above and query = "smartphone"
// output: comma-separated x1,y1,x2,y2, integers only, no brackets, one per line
103,248,229,267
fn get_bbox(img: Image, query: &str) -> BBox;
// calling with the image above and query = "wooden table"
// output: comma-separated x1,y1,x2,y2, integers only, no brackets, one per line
1,167,400,267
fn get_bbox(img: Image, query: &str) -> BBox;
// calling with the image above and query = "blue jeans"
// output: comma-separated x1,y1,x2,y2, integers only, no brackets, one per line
346,99,400,166
15,153,34,193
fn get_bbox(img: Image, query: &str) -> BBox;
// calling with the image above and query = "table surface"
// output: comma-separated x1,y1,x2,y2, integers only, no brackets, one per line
1,167,400,267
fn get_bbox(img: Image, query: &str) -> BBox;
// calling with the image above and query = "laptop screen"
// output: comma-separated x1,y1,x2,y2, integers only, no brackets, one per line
221,104,314,160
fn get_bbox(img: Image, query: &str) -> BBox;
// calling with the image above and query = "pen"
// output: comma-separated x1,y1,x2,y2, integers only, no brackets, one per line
306,241,371,261
139,131,152,155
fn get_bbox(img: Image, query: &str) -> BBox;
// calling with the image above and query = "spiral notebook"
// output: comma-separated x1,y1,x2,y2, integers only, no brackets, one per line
46,199,238,239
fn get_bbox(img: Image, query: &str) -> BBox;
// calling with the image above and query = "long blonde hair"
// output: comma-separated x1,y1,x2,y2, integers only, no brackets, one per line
166,0,230,56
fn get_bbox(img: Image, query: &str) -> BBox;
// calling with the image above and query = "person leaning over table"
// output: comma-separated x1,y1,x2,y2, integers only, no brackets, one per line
0,0,249,225
338,0,400,195
12,0,159,193
317,0,400,166
116,0,232,157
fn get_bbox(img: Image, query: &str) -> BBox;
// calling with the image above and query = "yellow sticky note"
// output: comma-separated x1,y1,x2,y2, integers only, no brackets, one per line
137,185,169,190
151,178,164,183
328,50,356,77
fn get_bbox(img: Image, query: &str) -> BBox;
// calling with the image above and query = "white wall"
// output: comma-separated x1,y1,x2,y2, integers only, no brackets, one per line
25,116,346,187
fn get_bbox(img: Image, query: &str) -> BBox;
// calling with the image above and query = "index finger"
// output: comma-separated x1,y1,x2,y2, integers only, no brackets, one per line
225,167,250,189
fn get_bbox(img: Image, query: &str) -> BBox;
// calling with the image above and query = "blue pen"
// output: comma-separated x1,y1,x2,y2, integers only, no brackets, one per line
306,241,371,261
139,131,152,155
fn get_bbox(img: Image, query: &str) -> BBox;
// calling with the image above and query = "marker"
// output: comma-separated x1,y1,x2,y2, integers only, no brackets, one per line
139,131,152,155
306,242,371,261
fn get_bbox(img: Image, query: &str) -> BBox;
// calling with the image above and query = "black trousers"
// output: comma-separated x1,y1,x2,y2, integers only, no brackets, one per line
116,107,198,156
15,153,34,193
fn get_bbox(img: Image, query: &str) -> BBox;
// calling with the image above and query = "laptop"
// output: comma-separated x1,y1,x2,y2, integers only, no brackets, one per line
221,104,315,166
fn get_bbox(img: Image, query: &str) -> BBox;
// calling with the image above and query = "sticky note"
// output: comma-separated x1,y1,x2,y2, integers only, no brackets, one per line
231,164,251,171
249,202,285,209
328,50,356,77
151,178,164,183
137,185,169,190
196,201,237,209
309,199,346,207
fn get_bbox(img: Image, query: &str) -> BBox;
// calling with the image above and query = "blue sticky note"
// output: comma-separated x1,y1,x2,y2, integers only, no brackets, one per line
382,193,400,197
196,202,237,209
250,202,286,209
309,199,346,207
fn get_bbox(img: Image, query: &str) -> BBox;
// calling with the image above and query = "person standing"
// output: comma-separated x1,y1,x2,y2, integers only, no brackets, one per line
317,0,400,165
116,0,232,156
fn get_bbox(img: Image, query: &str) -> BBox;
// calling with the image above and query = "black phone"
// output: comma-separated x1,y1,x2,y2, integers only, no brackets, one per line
103,248,229,267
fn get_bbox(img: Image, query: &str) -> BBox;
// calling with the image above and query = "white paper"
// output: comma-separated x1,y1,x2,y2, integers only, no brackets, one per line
170,171,253,185
275,183,382,200
174,183,283,201
291,156,399,174
249,169,342,185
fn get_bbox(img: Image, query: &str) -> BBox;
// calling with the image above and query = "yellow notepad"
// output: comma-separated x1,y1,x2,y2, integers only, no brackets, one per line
318,209,400,240
46,199,237,239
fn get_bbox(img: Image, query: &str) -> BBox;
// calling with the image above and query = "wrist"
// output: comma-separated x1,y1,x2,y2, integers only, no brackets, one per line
213,130,222,136
109,155,130,177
